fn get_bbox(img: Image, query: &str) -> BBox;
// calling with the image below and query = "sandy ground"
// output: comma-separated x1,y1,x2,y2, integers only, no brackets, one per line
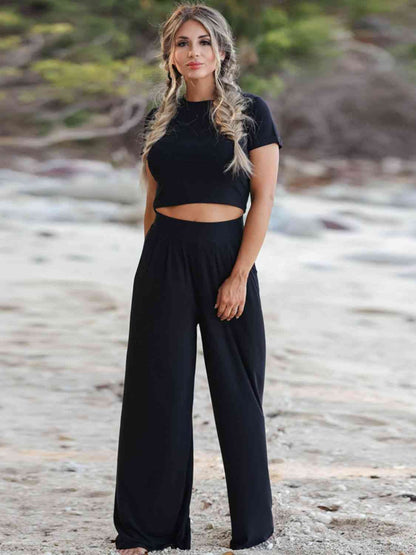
1,184,416,555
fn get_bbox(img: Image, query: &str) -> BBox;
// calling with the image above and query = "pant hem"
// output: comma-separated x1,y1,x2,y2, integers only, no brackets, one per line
115,541,190,552
229,529,274,550
114,534,190,552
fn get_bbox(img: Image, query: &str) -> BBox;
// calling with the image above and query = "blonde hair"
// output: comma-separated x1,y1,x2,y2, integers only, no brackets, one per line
139,1,257,191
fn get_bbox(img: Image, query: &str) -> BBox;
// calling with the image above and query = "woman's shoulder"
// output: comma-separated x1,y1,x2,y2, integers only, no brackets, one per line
240,91,272,116
241,90,258,101
240,91,283,150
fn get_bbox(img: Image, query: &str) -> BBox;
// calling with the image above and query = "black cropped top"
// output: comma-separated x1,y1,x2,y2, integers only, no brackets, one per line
141,92,282,214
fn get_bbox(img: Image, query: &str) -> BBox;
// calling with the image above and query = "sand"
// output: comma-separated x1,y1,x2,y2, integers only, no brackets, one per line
1,177,416,554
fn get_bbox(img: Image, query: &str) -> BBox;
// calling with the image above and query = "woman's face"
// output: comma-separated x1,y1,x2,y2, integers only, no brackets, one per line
173,19,224,82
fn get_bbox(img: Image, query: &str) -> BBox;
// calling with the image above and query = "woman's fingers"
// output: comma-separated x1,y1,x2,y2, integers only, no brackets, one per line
235,304,244,319
214,278,247,320
226,305,241,321
222,304,234,321
216,301,244,320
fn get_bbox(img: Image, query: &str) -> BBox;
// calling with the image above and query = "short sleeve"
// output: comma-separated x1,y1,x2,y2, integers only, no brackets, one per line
246,94,283,152
139,106,157,157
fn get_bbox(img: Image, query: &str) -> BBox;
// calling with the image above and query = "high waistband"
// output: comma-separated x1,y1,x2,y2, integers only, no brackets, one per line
152,210,244,245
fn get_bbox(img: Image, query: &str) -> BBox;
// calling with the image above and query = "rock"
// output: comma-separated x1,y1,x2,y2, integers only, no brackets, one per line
318,217,354,230
0,165,145,206
345,251,416,265
59,461,87,473
0,194,143,223
381,156,405,175
270,205,323,237
36,158,113,177
389,187,416,208
281,155,330,188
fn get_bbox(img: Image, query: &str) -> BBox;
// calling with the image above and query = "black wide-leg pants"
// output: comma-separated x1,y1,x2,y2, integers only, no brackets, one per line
113,210,274,551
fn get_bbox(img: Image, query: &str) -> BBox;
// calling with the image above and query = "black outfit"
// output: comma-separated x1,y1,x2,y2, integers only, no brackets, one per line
145,93,282,213
113,92,282,551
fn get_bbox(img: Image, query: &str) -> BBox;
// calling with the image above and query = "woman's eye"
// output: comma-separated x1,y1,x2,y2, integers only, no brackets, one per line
176,40,211,47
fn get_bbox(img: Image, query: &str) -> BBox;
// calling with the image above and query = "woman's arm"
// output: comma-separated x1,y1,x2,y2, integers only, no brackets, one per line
143,159,158,236
231,143,279,278
215,143,280,320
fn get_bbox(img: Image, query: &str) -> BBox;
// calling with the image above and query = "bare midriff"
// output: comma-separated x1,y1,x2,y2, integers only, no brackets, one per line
154,203,244,222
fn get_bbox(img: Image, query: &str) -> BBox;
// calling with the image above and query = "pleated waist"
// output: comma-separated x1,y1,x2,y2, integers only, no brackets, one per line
151,210,244,247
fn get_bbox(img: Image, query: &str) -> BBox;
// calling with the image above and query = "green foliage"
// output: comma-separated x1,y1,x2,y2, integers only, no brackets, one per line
289,15,339,56
0,10,25,30
257,28,292,61
0,0,413,134
289,2,326,18
64,109,92,127
31,57,163,102
35,119,54,137
340,0,410,22
18,89,44,103
260,7,289,31
256,14,339,69
388,41,416,61
0,35,22,50
240,73,285,97
0,1,358,76
0,67,22,78
30,22,73,34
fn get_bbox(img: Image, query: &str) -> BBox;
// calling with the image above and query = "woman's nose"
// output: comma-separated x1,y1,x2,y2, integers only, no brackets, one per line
188,46,200,57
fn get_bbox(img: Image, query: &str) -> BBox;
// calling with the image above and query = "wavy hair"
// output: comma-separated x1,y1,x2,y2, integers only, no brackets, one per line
139,1,257,191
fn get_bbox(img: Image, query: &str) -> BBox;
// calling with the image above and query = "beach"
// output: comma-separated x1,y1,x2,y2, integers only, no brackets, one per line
1,163,416,554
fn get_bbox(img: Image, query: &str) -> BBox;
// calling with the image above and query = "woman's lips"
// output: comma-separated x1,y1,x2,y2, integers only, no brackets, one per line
188,63,202,68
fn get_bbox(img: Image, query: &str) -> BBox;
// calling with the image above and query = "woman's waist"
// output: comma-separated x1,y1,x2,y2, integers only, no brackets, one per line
151,208,244,246
154,203,243,222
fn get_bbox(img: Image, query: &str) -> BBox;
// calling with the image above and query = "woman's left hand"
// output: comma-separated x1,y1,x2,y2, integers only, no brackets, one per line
214,274,247,321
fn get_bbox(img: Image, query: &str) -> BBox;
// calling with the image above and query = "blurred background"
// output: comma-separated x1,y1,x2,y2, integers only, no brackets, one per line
1,2,416,554
1,0,416,180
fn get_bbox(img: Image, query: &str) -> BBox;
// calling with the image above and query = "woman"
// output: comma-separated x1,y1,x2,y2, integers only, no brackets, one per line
113,3,282,554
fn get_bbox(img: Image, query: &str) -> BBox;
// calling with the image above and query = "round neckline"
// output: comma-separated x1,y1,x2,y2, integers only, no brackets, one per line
180,95,213,105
